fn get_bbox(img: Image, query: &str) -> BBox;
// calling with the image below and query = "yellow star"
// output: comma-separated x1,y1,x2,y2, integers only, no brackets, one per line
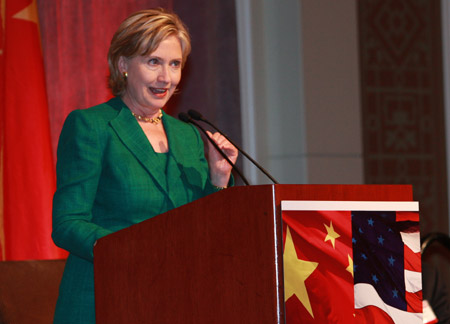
13,0,39,25
284,226,318,318
324,221,340,248
1,0,5,24
346,254,353,277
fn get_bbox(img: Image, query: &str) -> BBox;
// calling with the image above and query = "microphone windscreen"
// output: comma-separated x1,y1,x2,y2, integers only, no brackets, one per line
188,109,203,121
178,112,190,123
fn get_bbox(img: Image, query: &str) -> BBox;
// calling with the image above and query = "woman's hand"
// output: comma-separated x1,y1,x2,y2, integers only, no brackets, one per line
206,131,238,187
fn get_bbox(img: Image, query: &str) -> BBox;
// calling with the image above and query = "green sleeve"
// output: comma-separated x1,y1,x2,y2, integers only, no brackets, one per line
52,110,112,262
188,124,235,195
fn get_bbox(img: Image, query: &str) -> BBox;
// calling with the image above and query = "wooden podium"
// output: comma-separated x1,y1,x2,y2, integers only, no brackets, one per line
94,184,413,323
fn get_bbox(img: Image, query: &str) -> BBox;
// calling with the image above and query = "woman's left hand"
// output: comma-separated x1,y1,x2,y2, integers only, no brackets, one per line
206,131,238,187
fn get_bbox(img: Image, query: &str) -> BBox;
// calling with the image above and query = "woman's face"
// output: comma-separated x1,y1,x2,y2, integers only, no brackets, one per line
119,35,183,113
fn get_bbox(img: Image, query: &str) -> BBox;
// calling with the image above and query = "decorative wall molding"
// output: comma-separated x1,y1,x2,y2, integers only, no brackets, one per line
359,0,448,233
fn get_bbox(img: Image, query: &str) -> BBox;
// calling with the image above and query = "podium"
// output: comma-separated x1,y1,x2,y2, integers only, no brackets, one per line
94,184,413,323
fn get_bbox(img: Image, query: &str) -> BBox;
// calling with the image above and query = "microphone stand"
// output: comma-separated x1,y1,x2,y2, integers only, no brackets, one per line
178,113,250,186
188,109,279,184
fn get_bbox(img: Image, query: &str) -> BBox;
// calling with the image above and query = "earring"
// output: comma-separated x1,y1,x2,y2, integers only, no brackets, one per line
123,71,128,80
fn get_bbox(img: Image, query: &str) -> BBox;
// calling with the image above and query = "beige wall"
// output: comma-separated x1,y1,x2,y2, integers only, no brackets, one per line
301,0,363,184
236,0,363,184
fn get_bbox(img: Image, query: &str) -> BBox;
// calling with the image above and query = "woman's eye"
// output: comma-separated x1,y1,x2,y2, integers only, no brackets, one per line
171,60,181,68
148,58,159,65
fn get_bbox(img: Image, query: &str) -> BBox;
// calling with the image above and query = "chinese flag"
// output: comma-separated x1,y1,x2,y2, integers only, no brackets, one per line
283,210,355,323
0,0,67,260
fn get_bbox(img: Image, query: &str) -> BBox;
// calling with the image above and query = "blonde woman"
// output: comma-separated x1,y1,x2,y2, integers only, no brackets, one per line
52,8,237,323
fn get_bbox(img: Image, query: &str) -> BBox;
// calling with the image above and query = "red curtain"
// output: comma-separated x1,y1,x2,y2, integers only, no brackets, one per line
1,0,239,260
37,0,173,160
0,0,172,261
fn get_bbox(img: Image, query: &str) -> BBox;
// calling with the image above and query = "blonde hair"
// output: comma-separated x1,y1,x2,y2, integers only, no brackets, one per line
107,8,191,96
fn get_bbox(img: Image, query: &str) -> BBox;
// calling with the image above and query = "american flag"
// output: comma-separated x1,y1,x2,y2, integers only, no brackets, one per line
352,210,422,322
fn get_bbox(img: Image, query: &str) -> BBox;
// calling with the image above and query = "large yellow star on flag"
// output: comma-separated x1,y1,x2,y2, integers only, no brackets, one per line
284,226,318,318
324,221,340,248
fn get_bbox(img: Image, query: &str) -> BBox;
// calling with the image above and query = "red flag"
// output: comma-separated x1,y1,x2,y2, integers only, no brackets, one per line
283,210,355,323
0,0,67,260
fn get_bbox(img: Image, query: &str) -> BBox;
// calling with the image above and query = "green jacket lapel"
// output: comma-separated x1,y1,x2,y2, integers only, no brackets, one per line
164,113,185,193
163,112,206,194
109,101,170,197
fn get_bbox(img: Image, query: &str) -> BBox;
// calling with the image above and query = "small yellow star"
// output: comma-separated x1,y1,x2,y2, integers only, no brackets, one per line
1,0,5,43
346,254,353,277
13,0,39,25
284,226,318,318
324,221,340,248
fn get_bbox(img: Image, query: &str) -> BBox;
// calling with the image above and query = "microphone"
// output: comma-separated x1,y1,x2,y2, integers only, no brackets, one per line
187,109,279,184
178,112,250,185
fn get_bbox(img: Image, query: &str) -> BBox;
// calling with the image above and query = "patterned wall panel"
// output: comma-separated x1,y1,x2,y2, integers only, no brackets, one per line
358,0,448,234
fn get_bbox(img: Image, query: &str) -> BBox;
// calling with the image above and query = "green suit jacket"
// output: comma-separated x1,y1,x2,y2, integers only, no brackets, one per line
52,97,223,323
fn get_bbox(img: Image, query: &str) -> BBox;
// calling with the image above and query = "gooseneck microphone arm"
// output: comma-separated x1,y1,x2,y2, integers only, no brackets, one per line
178,113,250,186
187,109,279,184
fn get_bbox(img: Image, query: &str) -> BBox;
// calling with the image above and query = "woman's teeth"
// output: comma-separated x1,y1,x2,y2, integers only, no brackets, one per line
150,88,167,94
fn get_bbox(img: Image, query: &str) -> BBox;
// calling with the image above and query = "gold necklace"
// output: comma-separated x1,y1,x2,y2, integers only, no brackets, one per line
131,110,163,124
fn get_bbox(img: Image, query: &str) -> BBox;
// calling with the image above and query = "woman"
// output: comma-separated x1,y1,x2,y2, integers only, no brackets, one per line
52,8,237,323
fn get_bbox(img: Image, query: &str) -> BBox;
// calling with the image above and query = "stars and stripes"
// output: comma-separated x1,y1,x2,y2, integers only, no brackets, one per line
352,210,422,322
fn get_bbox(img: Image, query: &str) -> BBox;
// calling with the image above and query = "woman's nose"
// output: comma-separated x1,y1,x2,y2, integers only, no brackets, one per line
157,65,170,83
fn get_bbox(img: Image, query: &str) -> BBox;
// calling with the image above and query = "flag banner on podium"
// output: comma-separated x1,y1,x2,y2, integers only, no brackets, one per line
281,201,421,324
